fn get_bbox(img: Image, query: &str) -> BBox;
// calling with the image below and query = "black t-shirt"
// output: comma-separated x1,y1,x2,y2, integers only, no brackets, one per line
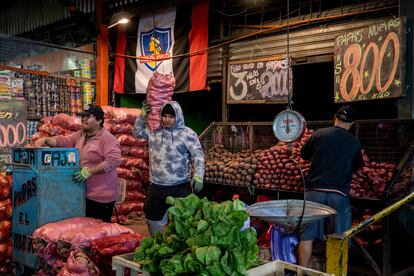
301,126,364,194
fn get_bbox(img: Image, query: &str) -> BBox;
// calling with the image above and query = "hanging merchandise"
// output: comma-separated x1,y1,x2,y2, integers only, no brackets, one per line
0,74,11,100
80,59,93,109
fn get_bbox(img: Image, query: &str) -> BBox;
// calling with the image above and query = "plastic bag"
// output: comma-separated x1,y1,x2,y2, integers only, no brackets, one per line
125,179,143,191
39,124,66,136
146,72,175,130
270,225,299,264
116,202,144,215
57,251,99,276
121,146,131,155
112,123,133,134
125,191,146,201
120,157,148,169
52,114,82,131
129,147,148,159
60,222,133,247
33,217,102,243
117,134,148,147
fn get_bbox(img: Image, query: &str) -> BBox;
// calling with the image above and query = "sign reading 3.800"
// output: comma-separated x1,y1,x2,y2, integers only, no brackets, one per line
227,56,292,104
0,100,27,165
334,17,405,102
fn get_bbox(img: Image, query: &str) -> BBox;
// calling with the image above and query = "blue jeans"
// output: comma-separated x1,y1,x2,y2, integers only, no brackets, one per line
301,190,351,241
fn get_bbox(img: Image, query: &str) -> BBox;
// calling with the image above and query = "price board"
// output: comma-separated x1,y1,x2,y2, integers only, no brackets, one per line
0,100,27,165
227,56,293,104
334,17,406,102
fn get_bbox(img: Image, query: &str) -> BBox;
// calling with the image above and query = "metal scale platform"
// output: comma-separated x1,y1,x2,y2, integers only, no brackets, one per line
247,200,336,232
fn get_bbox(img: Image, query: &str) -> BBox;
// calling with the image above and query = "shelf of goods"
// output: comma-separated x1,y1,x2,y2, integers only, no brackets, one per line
200,120,414,201
28,107,149,224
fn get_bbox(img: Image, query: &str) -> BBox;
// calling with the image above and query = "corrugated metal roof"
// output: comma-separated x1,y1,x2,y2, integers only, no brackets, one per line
0,0,95,35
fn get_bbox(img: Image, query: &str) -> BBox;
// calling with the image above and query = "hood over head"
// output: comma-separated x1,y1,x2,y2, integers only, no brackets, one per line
160,101,185,130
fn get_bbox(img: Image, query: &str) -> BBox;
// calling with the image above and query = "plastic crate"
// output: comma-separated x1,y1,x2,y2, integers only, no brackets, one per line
112,253,148,276
247,260,334,276
112,253,332,276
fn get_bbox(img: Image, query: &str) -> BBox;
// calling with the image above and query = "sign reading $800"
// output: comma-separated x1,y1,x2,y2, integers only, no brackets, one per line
334,18,405,102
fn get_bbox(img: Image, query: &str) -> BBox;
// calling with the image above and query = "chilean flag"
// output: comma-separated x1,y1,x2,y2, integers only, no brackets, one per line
113,0,208,94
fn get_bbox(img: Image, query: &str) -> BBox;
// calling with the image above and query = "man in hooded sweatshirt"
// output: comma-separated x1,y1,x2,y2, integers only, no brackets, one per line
133,101,205,235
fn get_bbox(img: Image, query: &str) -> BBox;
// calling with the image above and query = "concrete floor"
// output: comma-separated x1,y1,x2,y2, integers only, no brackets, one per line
124,217,150,237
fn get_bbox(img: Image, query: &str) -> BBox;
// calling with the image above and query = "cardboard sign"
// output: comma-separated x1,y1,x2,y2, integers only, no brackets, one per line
0,100,27,165
227,57,292,104
334,17,406,102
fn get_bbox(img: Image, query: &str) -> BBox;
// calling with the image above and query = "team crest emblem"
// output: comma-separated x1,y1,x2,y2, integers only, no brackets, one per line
139,27,172,71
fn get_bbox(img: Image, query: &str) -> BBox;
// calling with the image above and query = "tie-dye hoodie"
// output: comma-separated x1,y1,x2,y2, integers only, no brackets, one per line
133,101,205,186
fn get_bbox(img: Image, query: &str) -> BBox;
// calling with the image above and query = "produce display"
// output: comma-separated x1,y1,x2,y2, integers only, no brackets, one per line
28,108,149,223
134,194,259,275
146,72,175,130
89,233,142,274
102,106,149,223
389,168,411,198
57,251,99,276
253,128,314,191
0,173,12,274
32,217,135,274
350,150,397,199
204,145,261,186
205,127,399,200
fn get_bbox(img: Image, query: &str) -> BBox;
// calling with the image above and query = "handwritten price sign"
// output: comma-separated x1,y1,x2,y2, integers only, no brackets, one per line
227,57,292,104
0,100,27,165
334,18,406,102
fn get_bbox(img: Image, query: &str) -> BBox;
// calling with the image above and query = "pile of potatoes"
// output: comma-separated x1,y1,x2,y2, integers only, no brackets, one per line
204,145,261,186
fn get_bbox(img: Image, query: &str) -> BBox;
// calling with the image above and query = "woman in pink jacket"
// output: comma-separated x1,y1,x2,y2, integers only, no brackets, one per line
34,104,122,222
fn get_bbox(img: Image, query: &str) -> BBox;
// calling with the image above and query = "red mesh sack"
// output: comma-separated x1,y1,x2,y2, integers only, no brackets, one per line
146,72,175,130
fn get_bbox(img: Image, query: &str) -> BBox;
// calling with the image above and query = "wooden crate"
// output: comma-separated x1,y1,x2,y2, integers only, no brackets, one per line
112,253,332,276
247,260,334,276
112,253,149,276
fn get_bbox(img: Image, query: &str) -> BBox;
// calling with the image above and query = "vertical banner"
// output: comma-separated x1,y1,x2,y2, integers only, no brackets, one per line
135,9,176,92
334,17,405,102
113,0,208,94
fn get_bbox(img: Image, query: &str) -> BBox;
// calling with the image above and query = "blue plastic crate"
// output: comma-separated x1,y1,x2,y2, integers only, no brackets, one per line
11,147,85,269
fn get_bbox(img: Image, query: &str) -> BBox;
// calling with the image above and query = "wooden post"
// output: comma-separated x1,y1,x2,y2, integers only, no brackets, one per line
95,0,109,106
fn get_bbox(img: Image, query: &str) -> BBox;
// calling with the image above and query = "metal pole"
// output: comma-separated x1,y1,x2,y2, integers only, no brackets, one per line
327,191,414,275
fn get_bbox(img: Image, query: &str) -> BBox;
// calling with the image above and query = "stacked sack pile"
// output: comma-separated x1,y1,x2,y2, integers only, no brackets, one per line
32,217,142,275
101,106,148,223
29,108,149,223
0,174,12,274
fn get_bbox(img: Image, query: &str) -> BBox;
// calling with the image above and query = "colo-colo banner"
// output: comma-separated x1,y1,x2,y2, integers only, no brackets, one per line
114,0,208,94
334,17,405,102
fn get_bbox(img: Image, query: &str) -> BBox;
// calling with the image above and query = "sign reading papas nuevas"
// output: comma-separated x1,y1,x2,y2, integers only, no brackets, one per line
334,17,406,102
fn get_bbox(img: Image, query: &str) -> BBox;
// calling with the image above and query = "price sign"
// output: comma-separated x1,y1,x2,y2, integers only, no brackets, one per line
227,56,292,104
0,100,27,165
334,17,406,102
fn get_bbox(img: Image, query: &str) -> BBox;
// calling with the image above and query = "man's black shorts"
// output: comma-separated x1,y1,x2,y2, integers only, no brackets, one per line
144,182,191,221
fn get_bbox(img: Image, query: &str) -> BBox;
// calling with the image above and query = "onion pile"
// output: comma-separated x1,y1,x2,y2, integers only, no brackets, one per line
350,150,396,199
253,129,314,191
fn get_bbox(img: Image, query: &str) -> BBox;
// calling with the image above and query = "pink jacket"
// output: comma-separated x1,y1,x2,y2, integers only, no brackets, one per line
55,128,122,203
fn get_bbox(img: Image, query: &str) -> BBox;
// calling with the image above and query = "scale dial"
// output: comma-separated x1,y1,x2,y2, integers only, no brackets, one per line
273,110,306,143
